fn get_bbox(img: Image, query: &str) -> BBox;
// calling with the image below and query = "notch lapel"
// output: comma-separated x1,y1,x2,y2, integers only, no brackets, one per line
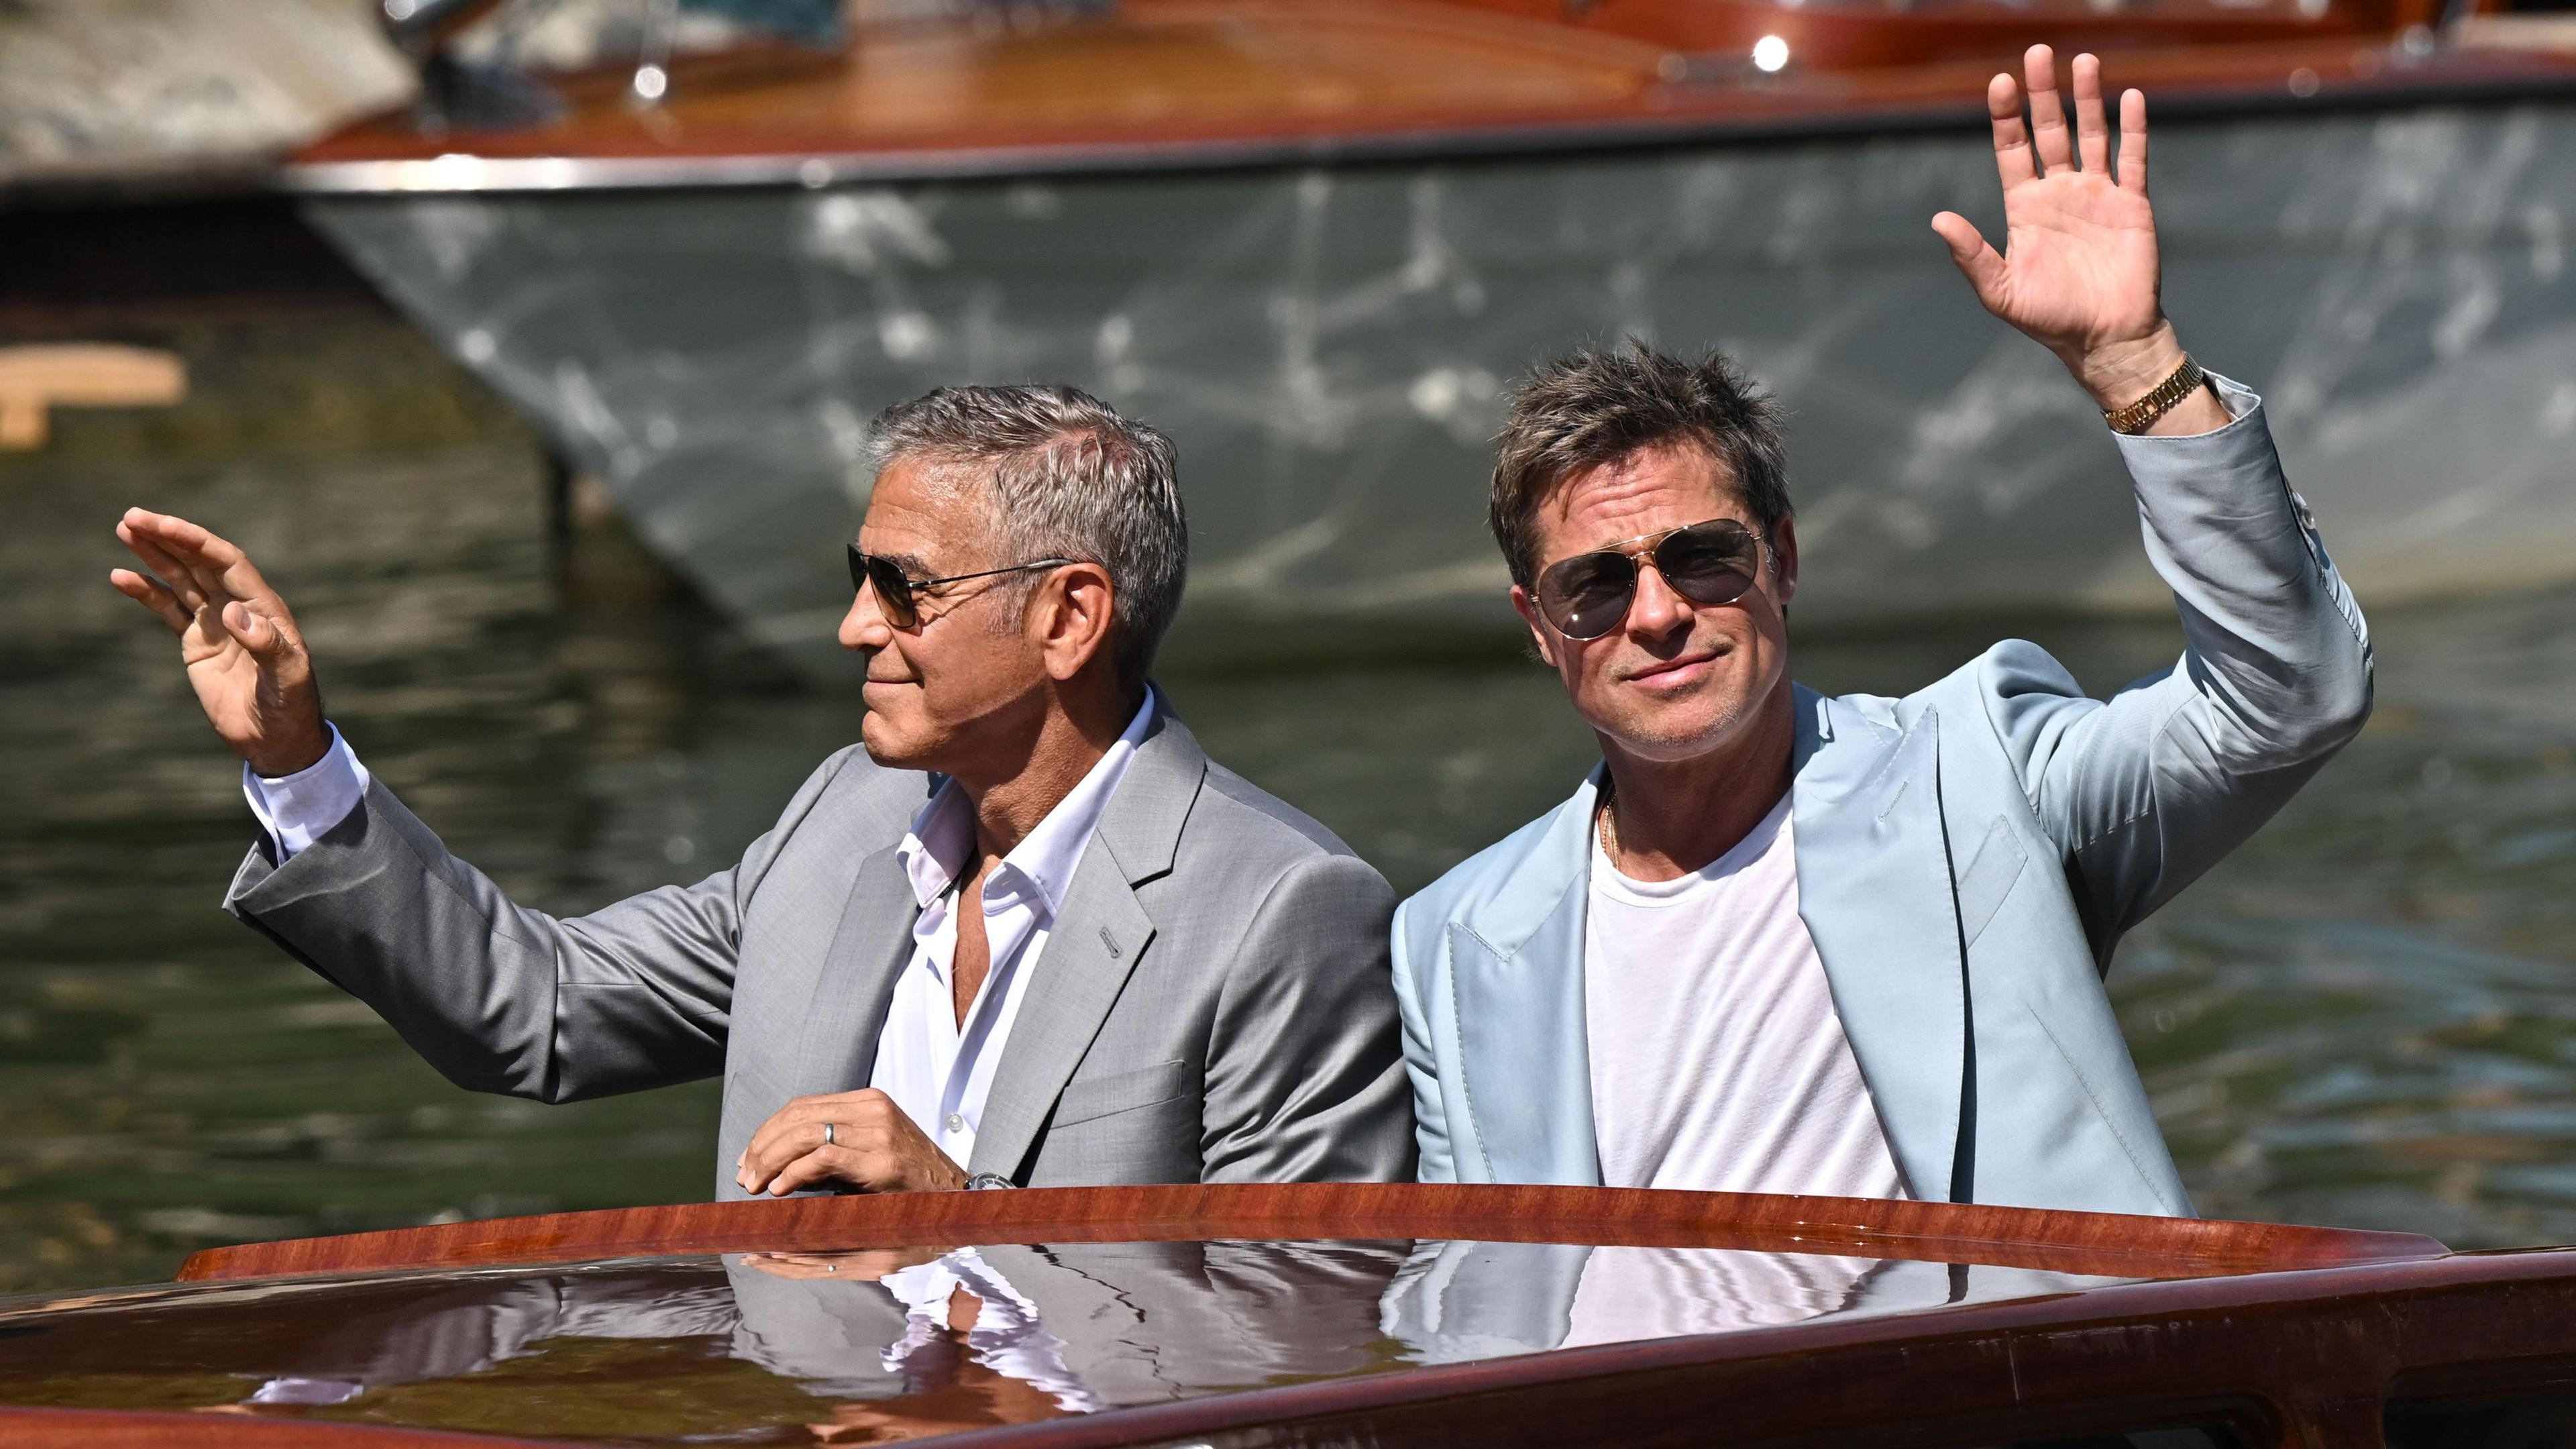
967,699,1203,1181
967,853,1157,1179
1450,778,1601,1186
788,842,918,1096
1791,696,1969,1202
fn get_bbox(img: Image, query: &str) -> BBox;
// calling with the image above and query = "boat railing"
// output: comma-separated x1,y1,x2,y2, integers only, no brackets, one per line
174,1180,2447,1283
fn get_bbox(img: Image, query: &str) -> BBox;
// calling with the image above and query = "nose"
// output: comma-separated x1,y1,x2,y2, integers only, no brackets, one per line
839,578,894,653
1623,557,1695,641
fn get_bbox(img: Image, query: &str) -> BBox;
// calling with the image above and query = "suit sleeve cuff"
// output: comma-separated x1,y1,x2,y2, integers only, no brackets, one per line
241,724,372,861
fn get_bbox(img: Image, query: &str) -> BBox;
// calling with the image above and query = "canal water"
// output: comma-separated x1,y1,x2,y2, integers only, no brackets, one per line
3,313,2572,1293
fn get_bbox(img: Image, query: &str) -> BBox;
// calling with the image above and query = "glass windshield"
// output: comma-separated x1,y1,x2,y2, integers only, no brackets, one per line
0,1239,2137,1444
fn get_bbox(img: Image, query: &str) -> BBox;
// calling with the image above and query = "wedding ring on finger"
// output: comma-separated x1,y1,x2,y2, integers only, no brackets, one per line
822,1122,835,1147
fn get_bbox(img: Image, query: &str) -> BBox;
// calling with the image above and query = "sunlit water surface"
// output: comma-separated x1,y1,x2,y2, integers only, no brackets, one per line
3,329,2572,1291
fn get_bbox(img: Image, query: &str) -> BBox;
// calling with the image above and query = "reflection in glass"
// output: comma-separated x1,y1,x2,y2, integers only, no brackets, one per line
1383,1242,2123,1361
0,1238,2146,1444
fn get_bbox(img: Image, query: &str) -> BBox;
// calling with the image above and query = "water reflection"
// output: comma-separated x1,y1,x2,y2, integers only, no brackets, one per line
0,1238,2126,1444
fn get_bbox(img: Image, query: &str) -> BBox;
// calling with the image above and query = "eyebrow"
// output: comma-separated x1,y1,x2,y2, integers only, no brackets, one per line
863,547,936,580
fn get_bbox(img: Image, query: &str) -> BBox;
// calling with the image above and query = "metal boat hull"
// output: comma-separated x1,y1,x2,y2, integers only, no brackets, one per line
307,101,2576,676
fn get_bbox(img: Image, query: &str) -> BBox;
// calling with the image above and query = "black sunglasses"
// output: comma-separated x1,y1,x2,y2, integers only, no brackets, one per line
847,545,1075,630
1534,518,1768,641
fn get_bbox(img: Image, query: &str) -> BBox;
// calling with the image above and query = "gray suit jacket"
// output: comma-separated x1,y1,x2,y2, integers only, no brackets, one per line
1393,377,2373,1216
223,702,1414,1195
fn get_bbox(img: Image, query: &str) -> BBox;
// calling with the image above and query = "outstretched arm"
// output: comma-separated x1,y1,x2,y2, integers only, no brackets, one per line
1930,49,2373,951
111,508,809,1101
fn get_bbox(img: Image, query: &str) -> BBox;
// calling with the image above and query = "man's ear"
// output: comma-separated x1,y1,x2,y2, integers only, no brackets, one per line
1768,517,1800,606
1509,584,1559,669
1036,561,1118,682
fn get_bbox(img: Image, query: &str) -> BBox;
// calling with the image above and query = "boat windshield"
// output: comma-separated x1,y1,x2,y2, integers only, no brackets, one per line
0,1238,2148,1444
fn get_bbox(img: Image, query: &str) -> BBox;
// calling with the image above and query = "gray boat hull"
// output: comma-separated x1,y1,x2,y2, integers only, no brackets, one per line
307,102,2576,678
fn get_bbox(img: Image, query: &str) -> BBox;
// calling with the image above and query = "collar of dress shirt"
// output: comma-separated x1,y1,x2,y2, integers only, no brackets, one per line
895,686,1159,918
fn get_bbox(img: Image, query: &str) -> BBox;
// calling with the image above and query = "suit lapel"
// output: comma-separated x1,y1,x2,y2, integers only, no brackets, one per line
1790,691,1969,1202
968,702,1203,1181
788,842,918,1096
1450,777,1602,1186
968,858,1157,1179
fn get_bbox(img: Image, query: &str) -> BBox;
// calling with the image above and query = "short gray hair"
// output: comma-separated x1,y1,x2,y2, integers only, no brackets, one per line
867,384,1187,690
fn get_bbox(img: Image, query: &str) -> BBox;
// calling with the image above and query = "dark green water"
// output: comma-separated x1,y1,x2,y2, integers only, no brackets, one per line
3,315,2573,1293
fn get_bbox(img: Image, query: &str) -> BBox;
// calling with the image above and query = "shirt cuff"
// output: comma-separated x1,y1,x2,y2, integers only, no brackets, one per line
241,724,372,862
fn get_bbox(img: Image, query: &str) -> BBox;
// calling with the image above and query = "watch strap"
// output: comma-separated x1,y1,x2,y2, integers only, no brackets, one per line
2104,355,2208,435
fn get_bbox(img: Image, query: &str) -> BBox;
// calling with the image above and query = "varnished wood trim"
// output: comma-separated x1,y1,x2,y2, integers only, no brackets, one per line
282,0,2576,195
0,1406,579,1449
847,1249,2576,1449
282,54,2576,195
176,1181,2443,1283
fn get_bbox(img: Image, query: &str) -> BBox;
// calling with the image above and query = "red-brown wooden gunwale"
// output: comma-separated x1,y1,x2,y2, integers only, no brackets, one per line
877,1246,2576,1449
285,0,2576,191
112,1234,2576,1449
0,1408,571,1449
175,1181,2445,1283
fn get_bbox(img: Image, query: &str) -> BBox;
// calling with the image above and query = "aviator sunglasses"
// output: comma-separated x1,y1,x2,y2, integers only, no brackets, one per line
847,544,1075,629
1534,517,1770,641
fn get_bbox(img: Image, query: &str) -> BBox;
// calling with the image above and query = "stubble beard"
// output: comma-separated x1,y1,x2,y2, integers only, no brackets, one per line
1599,650,1777,767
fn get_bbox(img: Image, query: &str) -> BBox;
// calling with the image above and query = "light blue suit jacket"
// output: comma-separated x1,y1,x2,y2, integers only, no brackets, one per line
1391,379,2373,1217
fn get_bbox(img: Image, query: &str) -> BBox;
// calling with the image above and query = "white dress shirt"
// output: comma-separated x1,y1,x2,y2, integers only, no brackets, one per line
240,724,373,860
867,688,1156,1169
242,692,1157,1177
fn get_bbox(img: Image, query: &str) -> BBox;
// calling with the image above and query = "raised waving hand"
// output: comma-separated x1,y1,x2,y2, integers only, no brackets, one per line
1931,46,2224,433
109,508,331,778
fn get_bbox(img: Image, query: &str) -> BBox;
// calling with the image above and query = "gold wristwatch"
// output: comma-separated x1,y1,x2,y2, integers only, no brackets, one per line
2104,355,2208,435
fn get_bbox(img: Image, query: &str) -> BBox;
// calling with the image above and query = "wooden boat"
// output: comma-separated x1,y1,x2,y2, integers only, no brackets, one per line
6,1183,2576,1446
285,0,2576,674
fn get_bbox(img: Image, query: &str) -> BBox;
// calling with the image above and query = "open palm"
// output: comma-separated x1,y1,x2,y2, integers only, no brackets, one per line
109,508,329,778
1933,48,2167,383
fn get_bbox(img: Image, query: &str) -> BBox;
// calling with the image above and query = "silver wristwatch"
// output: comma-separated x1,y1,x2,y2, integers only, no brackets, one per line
964,1172,1014,1191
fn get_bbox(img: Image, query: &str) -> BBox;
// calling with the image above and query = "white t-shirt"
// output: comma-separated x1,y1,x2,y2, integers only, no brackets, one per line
1583,790,1909,1199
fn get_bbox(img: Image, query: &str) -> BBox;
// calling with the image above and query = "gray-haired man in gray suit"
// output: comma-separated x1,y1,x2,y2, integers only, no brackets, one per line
109,384,1413,1197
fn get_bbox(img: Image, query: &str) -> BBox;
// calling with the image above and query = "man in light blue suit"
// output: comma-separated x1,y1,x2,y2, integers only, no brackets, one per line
1391,47,2373,1217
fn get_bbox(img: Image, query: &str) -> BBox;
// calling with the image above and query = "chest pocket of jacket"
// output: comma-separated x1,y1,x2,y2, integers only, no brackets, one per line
1053,1059,1194,1129
1957,816,2029,949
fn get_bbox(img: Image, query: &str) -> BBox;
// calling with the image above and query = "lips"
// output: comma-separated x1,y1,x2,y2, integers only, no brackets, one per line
1625,649,1719,685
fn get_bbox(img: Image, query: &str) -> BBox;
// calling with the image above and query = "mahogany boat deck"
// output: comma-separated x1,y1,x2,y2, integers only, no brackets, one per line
5,1183,2576,1447
286,0,2576,191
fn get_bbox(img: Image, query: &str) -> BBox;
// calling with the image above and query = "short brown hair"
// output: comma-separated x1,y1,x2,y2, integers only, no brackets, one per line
1489,341,1791,590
